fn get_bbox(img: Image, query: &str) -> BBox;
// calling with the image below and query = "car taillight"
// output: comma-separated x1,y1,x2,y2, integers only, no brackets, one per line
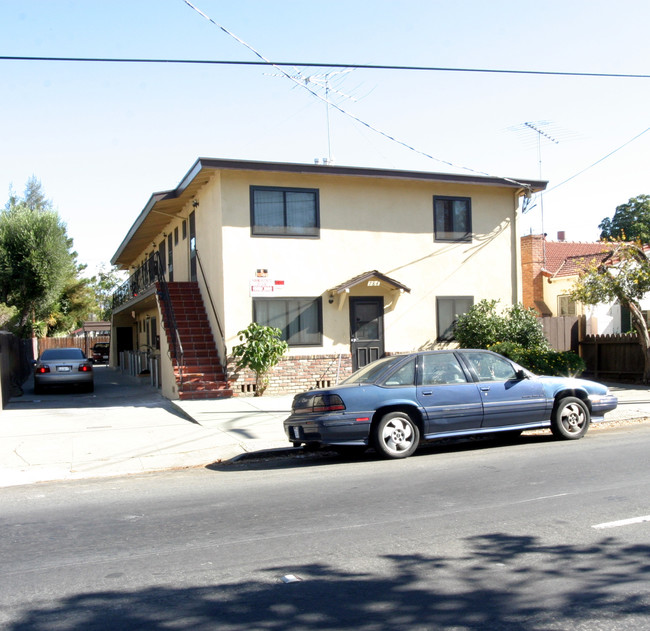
294,393,346,413
36,365,50,374
78,363,92,372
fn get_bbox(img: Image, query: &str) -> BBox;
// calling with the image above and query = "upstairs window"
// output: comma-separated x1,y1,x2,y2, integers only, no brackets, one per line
434,196,472,242
251,186,319,237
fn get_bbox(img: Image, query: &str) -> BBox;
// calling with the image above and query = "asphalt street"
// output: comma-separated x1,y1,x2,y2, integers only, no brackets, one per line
1,422,649,630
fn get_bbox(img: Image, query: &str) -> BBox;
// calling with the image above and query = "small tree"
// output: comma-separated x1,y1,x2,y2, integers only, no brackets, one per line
231,323,289,396
572,242,650,382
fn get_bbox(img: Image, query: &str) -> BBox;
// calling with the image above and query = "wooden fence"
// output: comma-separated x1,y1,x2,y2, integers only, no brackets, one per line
37,335,110,359
579,333,644,381
540,316,644,381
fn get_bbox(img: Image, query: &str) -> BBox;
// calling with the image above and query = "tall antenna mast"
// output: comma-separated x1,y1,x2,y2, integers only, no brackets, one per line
523,121,559,239
265,68,356,164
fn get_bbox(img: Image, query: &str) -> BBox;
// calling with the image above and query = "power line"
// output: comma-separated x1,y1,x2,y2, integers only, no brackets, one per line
0,55,648,79
546,126,650,194
179,0,533,189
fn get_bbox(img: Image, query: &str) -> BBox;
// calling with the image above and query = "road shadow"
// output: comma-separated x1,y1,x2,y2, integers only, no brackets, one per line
206,433,558,473
5,533,649,630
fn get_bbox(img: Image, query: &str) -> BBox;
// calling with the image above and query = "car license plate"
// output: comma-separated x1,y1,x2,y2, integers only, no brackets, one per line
292,426,300,439
57,366,71,372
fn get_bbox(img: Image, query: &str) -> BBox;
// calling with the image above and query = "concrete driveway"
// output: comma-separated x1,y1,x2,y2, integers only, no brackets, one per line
0,365,292,488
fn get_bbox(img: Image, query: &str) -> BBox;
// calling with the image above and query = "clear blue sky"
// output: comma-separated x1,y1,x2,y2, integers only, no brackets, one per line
1,0,648,276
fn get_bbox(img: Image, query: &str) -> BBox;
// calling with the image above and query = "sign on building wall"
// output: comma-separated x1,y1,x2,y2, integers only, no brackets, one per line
250,270,285,296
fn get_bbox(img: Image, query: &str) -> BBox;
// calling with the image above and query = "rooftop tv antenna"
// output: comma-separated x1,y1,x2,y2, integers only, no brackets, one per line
523,122,559,242
265,68,357,164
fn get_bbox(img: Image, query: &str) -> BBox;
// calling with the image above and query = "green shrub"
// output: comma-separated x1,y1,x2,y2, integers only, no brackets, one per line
454,299,550,351
489,342,585,377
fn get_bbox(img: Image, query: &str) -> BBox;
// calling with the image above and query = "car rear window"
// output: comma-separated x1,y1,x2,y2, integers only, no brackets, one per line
342,356,408,385
40,348,85,360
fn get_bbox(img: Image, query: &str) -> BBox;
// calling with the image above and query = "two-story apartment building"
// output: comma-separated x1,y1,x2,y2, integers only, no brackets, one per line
110,158,545,399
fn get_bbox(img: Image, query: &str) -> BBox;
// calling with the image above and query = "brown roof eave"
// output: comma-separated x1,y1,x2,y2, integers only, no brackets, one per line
195,157,547,192
111,157,547,268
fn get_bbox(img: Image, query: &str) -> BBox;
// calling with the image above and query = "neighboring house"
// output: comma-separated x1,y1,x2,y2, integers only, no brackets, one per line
110,158,545,400
71,321,111,338
521,233,650,334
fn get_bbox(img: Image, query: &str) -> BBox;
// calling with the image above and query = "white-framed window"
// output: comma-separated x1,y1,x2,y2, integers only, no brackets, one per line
558,295,577,316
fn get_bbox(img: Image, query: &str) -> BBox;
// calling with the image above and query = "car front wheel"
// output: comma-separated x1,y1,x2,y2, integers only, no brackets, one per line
551,396,590,440
373,411,420,459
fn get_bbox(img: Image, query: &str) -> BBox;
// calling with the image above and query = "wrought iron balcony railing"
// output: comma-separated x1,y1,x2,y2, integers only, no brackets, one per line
112,257,161,309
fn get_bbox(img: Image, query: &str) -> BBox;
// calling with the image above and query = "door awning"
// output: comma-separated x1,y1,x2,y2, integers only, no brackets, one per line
328,270,411,295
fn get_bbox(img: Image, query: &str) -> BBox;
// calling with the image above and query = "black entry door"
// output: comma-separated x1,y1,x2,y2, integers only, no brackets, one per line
350,297,384,371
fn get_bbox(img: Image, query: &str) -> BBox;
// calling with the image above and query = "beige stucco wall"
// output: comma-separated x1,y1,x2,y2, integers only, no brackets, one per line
182,169,523,356
544,276,579,316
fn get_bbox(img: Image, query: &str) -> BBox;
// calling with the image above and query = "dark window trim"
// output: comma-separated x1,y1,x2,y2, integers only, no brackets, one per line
252,296,323,347
436,295,474,342
250,185,320,238
433,195,472,242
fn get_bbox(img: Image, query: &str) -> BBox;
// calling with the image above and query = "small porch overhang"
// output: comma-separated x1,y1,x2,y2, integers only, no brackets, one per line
328,270,411,310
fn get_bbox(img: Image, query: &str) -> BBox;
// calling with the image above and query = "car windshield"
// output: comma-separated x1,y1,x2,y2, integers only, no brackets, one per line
40,348,85,360
341,356,408,385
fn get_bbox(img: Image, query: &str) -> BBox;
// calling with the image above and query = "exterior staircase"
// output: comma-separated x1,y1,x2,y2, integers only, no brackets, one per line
156,281,233,400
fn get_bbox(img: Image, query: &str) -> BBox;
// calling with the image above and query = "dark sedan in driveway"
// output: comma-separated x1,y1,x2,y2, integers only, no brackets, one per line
284,349,618,459
34,347,94,394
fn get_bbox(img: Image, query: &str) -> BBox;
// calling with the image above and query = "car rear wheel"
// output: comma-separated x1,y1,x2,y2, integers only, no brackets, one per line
551,396,590,440
373,411,420,459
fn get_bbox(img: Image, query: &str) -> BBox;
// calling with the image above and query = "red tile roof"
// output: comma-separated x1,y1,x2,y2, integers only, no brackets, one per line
543,241,618,278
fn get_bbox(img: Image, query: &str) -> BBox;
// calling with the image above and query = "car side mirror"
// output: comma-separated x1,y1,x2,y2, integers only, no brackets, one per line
515,369,527,380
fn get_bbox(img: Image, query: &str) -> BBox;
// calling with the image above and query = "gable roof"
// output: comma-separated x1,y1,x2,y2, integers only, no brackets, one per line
543,241,618,278
111,157,547,267
329,270,411,294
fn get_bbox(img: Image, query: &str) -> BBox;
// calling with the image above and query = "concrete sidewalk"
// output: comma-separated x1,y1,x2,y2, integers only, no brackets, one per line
0,368,648,488
0,367,294,488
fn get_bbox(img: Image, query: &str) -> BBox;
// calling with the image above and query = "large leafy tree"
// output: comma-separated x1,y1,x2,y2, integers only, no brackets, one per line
571,242,650,382
599,195,650,242
0,178,87,336
88,264,124,321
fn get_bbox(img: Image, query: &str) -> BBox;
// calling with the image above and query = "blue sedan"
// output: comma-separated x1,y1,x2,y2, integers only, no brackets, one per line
284,350,618,459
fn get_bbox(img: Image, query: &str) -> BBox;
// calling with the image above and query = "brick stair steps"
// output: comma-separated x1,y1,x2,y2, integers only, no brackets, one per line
156,281,232,400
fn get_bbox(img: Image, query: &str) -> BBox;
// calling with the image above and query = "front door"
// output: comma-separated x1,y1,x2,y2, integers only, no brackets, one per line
350,297,384,371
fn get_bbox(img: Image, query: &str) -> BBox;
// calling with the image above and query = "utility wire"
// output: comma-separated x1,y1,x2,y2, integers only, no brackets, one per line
545,126,650,194
180,0,531,189
1,54,648,79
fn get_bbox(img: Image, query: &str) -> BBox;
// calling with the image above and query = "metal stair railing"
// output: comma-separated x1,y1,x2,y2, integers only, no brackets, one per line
153,251,185,392
195,249,227,380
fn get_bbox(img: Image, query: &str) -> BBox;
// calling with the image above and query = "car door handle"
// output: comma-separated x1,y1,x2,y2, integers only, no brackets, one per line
480,386,490,392
421,390,433,396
